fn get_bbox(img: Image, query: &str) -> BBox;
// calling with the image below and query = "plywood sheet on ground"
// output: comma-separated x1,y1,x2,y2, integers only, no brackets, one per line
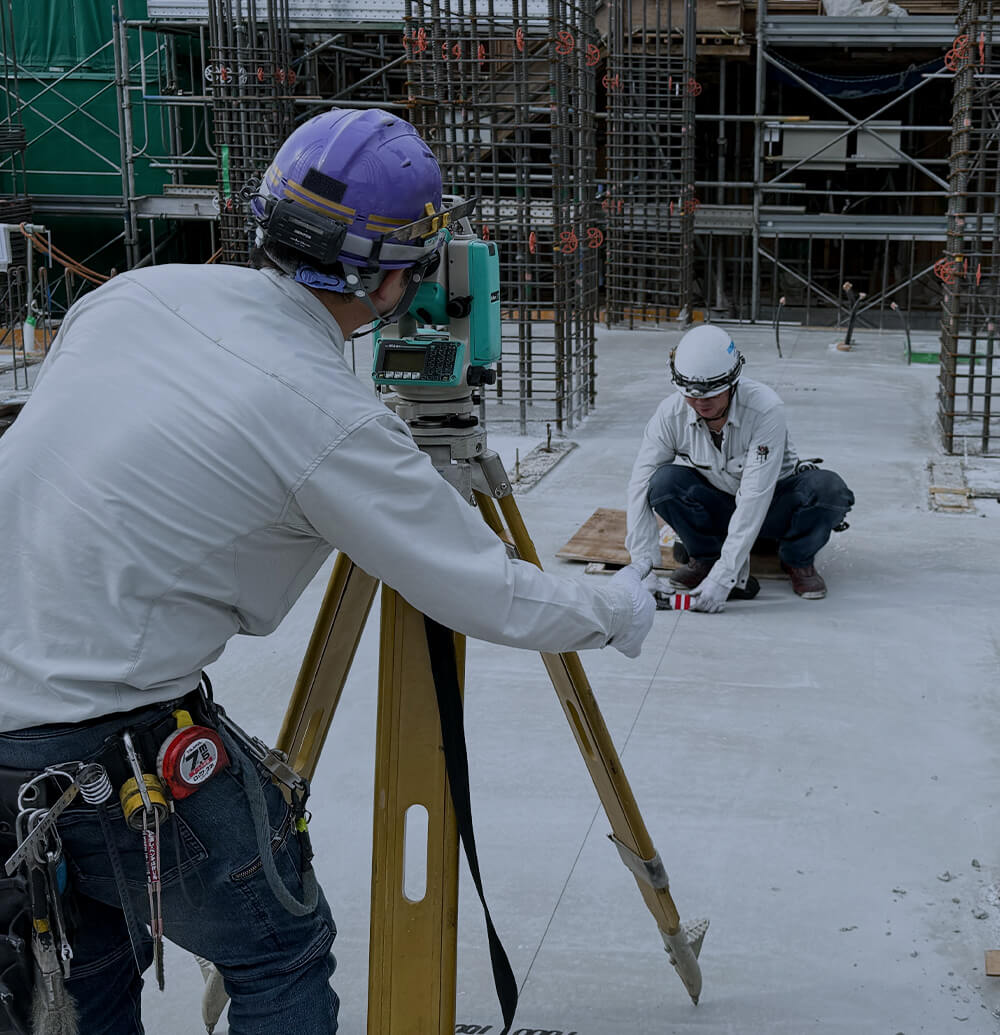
556,507,785,577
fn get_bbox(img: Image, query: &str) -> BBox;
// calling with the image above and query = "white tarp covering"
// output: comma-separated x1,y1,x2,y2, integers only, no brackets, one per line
822,0,910,14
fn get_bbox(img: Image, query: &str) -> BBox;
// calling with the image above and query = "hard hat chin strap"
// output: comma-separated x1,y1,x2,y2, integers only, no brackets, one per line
339,263,391,335
344,253,435,335
278,245,436,338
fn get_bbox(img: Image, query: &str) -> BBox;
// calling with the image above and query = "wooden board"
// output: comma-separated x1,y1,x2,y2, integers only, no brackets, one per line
556,507,675,568
986,951,1000,977
556,507,786,577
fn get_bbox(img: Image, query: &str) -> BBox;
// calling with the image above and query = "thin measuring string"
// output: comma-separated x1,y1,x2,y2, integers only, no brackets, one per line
518,616,685,990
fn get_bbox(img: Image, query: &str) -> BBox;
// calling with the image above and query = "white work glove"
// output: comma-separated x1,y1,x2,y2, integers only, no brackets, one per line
690,575,729,614
642,571,675,610
607,564,656,658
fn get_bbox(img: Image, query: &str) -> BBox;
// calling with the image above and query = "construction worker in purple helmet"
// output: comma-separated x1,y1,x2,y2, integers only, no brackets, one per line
0,109,653,1034
625,325,855,613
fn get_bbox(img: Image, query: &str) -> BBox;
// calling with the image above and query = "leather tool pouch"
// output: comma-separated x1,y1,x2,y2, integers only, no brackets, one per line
0,766,40,1035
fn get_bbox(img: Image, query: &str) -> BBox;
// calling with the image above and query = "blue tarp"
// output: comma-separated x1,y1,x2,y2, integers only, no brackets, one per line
769,54,946,100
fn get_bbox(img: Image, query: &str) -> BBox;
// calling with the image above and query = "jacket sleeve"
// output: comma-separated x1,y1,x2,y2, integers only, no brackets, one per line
710,404,787,588
625,403,676,572
292,410,633,654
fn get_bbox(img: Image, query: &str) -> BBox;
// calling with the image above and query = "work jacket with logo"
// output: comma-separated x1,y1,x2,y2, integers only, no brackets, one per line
625,378,799,591
0,264,632,731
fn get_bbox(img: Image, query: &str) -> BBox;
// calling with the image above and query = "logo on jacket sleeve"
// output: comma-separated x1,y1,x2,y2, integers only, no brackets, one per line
756,445,769,464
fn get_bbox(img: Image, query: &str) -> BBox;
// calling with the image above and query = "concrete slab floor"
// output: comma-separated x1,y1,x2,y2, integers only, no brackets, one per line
9,320,995,1034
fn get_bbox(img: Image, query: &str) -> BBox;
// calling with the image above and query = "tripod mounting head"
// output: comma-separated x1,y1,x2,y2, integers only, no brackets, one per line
372,196,501,420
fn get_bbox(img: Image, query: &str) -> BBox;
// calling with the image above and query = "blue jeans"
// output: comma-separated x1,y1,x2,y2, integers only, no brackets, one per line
0,698,339,1035
648,464,854,567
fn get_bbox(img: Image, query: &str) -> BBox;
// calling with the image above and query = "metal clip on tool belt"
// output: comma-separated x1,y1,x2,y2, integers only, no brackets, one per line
0,767,34,1035
1,764,81,1035
211,704,318,917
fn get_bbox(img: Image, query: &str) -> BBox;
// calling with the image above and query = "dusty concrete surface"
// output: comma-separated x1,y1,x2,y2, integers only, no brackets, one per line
10,319,997,1034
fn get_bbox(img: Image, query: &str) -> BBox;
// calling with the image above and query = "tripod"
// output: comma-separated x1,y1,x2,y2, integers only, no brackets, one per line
274,399,707,1033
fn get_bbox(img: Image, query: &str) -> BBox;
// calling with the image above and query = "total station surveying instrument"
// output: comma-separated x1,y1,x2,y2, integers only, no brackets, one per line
216,198,708,1033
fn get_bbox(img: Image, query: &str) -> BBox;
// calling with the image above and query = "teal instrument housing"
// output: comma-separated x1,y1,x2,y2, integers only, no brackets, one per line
410,281,449,325
373,236,501,390
463,239,501,366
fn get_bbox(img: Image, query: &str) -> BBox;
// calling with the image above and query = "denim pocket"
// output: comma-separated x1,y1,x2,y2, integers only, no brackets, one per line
59,803,208,893
229,803,294,883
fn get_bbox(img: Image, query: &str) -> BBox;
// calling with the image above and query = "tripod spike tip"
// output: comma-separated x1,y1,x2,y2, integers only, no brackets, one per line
661,917,709,1004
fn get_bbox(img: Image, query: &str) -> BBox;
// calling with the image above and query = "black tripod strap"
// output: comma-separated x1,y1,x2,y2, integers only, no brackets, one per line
423,616,518,1035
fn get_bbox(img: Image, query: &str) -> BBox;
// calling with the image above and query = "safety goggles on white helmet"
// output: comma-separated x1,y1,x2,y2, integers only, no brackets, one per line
669,324,745,398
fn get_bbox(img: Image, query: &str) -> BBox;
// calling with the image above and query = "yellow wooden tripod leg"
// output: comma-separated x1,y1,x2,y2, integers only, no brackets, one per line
277,555,462,1033
279,563,463,1030
476,490,707,1004
368,586,461,1035
277,551,380,780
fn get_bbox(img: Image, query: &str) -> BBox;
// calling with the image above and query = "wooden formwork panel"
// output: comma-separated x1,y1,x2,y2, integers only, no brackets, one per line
556,507,786,576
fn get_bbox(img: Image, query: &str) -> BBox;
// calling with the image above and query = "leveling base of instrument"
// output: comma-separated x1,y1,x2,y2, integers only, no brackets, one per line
267,441,708,1032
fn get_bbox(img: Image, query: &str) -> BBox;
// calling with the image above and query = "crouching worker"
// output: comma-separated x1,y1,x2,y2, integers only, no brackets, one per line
625,325,854,614
0,108,654,1035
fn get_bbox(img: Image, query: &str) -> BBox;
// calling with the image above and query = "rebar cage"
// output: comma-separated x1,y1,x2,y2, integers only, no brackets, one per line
603,0,696,329
207,0,296,263
405,0,600,432
940,0,1000,455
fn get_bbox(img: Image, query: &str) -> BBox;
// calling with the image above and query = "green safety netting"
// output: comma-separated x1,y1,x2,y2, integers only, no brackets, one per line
12,0,147,74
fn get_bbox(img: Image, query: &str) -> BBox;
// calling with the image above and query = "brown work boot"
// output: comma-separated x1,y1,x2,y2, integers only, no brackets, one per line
781,562,827,599
669,557,714,591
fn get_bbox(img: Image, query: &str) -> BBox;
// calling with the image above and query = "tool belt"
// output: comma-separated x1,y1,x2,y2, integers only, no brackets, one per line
0,676,317,1025
82,687,220,797
0,685,217,1033
0,767,43,1035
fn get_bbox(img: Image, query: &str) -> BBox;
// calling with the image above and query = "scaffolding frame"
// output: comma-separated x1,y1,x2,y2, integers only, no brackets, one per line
0,0,26,201
4,0,603,429
0,3,413,280
735,3,956,328
8,0,992,444
0,5,183,298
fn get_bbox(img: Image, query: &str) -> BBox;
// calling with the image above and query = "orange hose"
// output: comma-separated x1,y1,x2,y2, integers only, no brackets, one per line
18,224,108,285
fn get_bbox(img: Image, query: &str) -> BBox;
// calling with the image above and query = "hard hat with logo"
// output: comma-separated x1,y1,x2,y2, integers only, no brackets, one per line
669,324,745,398
250,108,448,296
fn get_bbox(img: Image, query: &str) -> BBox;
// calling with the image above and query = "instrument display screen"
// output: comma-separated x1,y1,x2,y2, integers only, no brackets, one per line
383,348,426,373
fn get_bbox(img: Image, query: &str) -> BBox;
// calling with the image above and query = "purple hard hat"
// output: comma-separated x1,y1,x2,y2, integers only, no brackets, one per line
252,108,444,278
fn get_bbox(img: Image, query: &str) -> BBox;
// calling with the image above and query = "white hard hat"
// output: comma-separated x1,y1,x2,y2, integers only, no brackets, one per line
669,324,744,398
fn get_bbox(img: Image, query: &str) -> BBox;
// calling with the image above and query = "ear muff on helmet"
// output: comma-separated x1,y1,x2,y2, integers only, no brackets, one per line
260,197,349,266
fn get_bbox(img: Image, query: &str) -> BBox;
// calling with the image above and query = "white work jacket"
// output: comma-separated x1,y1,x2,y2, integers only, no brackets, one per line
0,264,632,731
625,379,799,590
